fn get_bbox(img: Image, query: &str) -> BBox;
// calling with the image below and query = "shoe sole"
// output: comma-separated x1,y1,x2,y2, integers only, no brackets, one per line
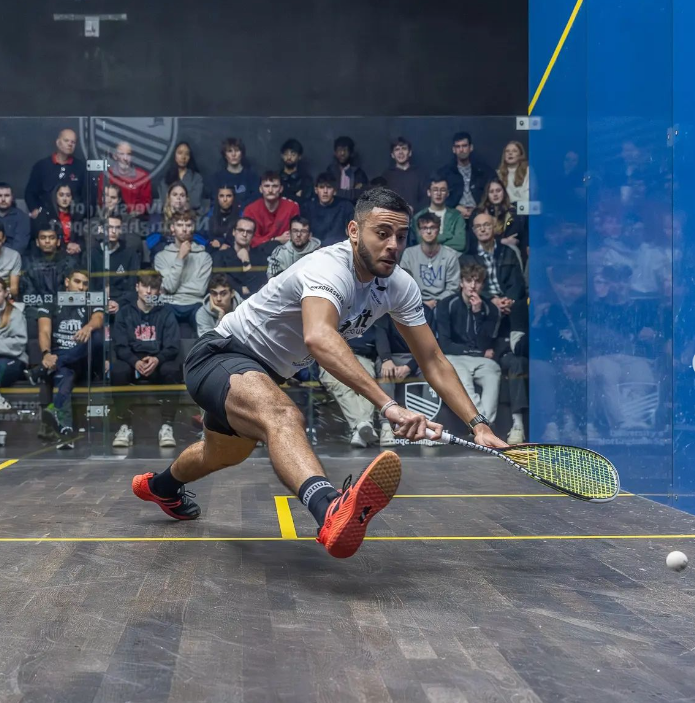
320,451,401,559
358,424,379,446
159,439,176,448
131,473,200,520
113,439,133,447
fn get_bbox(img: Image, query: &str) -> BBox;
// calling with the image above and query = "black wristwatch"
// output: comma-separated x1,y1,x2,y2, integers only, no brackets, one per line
468,414,489,431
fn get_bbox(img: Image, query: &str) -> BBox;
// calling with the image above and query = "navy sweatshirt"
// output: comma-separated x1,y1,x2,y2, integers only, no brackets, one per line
24,155,88,213
301,197,354,247
112,299,179,366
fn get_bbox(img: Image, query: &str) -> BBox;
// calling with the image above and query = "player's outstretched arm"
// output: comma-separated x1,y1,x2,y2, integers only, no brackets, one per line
395,321,508,448
301,297,439,442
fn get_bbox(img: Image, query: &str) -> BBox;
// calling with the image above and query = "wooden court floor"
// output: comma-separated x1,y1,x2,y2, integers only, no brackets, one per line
0,447,694,703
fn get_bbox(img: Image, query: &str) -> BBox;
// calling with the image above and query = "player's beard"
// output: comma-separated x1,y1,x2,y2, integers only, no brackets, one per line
356,236,396,278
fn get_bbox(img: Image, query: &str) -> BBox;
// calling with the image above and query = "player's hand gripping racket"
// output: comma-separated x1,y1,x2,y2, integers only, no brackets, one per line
425,429,620,503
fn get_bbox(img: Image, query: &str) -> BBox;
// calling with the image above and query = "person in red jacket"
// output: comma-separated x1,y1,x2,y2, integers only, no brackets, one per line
243,171,299,248
98,141,153,217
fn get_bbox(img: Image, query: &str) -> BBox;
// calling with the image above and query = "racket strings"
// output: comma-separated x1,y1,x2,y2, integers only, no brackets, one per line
503,446,618,500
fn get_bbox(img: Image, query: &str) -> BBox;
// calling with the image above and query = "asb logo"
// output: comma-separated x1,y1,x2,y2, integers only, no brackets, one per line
81,117,178,182
404,382,441,421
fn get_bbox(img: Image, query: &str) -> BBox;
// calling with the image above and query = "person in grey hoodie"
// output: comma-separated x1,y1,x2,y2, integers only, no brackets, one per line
0,278,28,410
195,273,243,336
266,216,321,279
154,210,212,328
399,212,460,309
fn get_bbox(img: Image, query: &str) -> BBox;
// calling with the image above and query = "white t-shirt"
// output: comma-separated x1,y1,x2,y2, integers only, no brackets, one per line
215,241,426,378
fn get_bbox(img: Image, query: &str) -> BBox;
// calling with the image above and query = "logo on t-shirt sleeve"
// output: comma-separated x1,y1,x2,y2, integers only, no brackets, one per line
308,284,345,304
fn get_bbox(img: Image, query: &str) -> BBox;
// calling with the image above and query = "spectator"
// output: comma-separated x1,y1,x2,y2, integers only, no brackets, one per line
279,139,313,204
244,171,300,248
196,273,242,336
24,128,87,220
381,136,426,210
0,278,28,411
0,183,31,255
82,214,141,315
301,173,354,247
208,138,260,211
326,136,368,203
154,210,212,327
438,131,493,218
318,327,381,447
146,181,204,259
35,269,104,446
460,211,525,315
38,184,85,256
99,183,143,255
204,186,237,251
400,213,460,309
111,271,182,449
267,216,321,278
158,142,204,211
478,178,528,259
212,217,270,297
437,263,501,425
0,226,21,298
497,141,530,205
98,141,153,217
410,178,467,252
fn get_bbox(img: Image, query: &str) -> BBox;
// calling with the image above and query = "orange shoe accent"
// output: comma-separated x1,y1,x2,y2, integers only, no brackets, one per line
317,450,401,559
131,472,201,520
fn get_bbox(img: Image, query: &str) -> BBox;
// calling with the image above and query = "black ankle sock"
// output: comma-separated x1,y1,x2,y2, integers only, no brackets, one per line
149,466,185,498
298,476,337,527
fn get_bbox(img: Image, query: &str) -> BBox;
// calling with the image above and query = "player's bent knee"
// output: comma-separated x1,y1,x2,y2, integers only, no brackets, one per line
263,403,305,432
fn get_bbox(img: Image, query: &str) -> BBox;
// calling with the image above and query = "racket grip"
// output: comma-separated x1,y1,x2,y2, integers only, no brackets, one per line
425,428,451,444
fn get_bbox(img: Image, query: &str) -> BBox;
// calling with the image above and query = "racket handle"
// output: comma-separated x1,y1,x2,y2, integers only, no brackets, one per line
425,428,452,444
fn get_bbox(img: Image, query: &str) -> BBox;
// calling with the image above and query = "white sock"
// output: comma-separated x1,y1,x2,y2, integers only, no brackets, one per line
512,413,524,430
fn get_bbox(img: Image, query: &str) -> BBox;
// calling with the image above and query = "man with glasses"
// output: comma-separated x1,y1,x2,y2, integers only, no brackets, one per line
267,216,321,278
409,178,467,251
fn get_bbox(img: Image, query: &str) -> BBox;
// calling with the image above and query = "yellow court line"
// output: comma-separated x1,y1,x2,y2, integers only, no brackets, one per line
0,534,693,544
528,0,585,115
274,496,298,539
0,460,17,472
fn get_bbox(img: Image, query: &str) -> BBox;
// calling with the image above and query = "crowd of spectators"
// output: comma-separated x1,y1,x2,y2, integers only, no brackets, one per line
0,126,531,448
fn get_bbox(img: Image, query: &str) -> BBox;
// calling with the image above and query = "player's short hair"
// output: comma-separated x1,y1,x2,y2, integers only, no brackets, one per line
280,138,303,155
208,273,232,291
138,271,163,289
354,187,411,223
221,137,245,156
416,212,441,230
260,171,281,184
334,136,355,152
315,172,336,188
452,131,473,144
460,263,487,283
390,136,411,151
289,216,311,229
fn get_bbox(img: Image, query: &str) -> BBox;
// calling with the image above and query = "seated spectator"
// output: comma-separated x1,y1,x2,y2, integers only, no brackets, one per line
208,138,260,211
410,178,467,252
38,183,85,256
158,142,204,212
326,136,368,203
34,269,104,446
318,327,381,447
244,171,300,248
374,306,436,446
497,141,530,205
82,214,141,315
154,211,212,327
0,226,21,298
267,216,321,278
98,141,153,217
99,183,144,255
381,136,426,210
399,213,460,309
0,183,31,255
24,128,87,220
111,271,182,449
196,273,242,336
212,217,271,297
301,173,354,247
459,211,525,317
478,178,528,260
204,186,238,251
437,263,501,425
0,278,28,411
279,139,313,204
438,131,494,219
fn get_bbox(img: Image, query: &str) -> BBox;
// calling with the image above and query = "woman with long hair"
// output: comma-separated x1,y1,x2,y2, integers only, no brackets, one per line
42,184,84,256
0,277,28,411
204,185,238,251
478,178,528,255
497,141,530,205
158,142,204,211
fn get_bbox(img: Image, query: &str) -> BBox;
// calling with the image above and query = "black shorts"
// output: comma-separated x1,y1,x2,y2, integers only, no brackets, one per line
184,330,285,436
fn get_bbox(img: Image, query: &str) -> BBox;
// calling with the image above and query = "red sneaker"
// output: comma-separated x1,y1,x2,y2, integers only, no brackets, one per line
132,472,201,520
317,451,401,558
